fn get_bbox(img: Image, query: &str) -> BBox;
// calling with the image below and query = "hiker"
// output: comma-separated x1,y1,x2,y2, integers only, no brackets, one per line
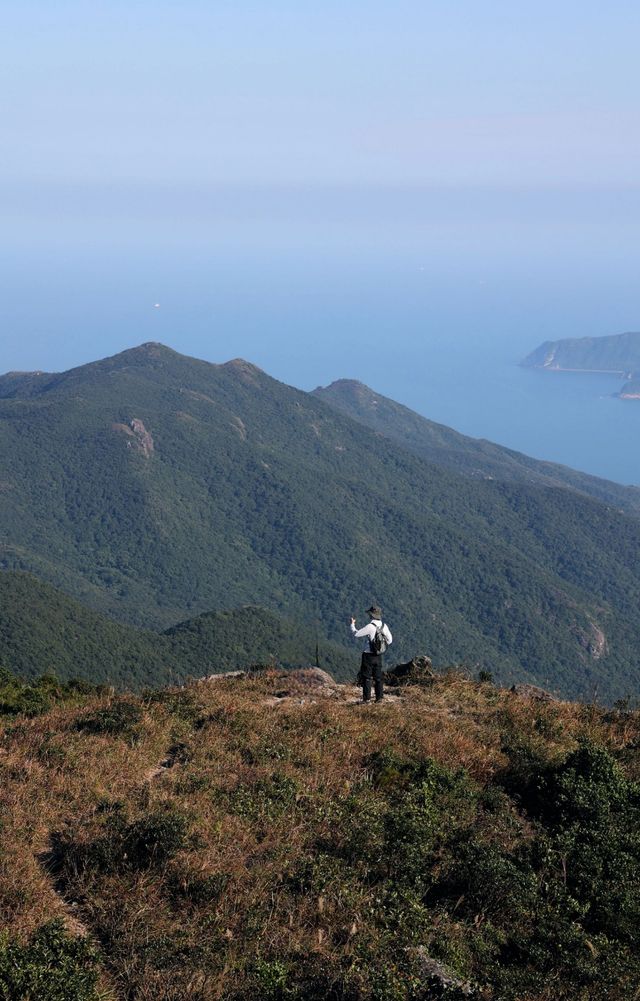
350,605,393,703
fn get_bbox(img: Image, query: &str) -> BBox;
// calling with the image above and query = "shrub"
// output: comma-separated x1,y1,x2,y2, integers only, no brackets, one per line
75,701,143,738
0,920,100,1001
119,809,191,869
55,808,192,880
145,687,203,723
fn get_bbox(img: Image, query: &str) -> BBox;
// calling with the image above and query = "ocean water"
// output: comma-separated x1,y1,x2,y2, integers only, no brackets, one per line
2,184,640,486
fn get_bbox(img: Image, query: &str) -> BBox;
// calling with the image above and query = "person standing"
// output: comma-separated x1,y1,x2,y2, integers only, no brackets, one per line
350,605,393,703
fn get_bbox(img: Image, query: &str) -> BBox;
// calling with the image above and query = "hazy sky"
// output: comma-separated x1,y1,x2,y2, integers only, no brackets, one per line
3,3,640,483
2,1,640,188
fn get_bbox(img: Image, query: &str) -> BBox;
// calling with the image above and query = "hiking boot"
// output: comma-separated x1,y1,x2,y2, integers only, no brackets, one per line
374,698,384,703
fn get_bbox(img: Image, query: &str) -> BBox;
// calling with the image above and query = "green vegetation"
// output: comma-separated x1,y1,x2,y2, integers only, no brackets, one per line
313,377,640,510
0,921,99,1001
1,670,639,999
0,571,174,688
0,666,104,718
3,343,640,698
0,573,354,688
164,604,352,679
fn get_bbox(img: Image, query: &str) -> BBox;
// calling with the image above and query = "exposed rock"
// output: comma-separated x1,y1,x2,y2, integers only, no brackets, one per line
572,620,607,660
230,416,247,440
287,667,336,688
222,359,262,384
409,948,477,996
384,655,435,687
510,683,558,702
181,388,216,404
130,418,154,457
587,622,607,659
112,419,154,456
199,670,246,683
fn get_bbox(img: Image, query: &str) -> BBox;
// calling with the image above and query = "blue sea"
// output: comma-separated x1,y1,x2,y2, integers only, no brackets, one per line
2,184,640,486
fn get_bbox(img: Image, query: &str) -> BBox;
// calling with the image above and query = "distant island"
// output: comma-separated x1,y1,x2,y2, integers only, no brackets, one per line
521,331,640,397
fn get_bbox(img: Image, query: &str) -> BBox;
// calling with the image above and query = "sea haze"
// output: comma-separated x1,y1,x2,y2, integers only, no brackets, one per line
3,183,640,486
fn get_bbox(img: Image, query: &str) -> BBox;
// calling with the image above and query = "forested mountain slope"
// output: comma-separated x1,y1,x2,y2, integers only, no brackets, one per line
313,378,640,507
0,573,353,687
0,572,169,687
3,342,640,698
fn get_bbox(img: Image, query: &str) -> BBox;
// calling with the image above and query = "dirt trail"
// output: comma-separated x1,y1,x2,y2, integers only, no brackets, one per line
261,679,406,708
142,744,182,783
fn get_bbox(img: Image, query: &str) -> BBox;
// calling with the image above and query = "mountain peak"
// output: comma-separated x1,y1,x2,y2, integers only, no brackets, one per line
102,342,180,366
222,358,262,372
314,379,384,410
318,378,369,392
221,358,264,383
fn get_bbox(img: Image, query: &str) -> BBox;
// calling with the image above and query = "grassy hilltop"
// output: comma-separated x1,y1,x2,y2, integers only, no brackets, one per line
1,666,639,1000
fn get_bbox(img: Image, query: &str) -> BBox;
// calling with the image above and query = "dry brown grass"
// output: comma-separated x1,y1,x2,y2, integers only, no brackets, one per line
1,671,639,999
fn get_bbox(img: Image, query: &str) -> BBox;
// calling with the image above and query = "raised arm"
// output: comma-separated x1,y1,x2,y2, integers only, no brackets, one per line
350,620,374,640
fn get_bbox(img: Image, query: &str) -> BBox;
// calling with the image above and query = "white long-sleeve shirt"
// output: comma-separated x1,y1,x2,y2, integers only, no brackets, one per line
350,618,393,653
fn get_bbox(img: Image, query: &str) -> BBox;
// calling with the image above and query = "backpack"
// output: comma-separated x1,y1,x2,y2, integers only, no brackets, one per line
369,623,388,655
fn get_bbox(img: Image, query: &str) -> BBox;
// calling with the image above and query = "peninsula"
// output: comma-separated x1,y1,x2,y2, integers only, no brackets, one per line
521,331,640,396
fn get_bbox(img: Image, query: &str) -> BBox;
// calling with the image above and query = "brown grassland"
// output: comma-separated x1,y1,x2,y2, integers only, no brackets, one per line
1,669,639,1000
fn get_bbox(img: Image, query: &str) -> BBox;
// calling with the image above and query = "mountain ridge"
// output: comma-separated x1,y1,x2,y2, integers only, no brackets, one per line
313,377,640,506
3,342,640,698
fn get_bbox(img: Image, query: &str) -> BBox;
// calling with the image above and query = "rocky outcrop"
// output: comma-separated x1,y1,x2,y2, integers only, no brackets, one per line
408,948,477,997
222,359,262,385
130,419,154,457
510,683,558,702
573,621,607,660
587,623,607,659
384,655,435,687
198,667,336,688
112,419,154,457
230,416,247,440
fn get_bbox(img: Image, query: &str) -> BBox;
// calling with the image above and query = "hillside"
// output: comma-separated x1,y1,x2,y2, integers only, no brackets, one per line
0,572,172,688
312,378,640,510
4,343,640,698
0,572,354,687
1,668,639,1000
521,331,640,377
164,604,352,680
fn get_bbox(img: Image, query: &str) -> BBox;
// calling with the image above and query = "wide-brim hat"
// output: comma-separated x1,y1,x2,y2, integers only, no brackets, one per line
366,605,382,618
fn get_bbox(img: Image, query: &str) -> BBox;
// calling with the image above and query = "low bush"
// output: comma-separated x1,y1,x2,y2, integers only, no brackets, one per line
0,920,100,1001
53,807,192,882
75,701,143,738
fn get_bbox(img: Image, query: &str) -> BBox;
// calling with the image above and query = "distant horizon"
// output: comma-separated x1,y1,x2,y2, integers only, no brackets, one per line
4,4,640,484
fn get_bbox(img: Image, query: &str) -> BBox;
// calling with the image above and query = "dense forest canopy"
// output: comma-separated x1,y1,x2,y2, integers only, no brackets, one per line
2,343,640,699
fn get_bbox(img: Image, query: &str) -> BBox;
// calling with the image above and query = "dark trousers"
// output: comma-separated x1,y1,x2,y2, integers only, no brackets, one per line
360,652,384,702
